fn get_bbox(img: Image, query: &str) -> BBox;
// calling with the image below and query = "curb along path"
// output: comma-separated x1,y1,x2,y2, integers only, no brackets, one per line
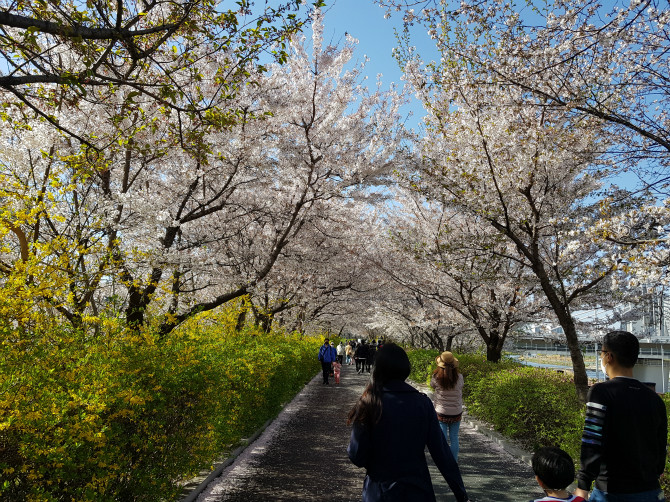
190,363,543,502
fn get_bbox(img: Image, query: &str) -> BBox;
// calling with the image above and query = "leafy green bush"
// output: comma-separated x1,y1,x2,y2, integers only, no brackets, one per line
661,394,670,497
451,353,520,400
0,309,320,501
466,366,584,458
407,348,440,384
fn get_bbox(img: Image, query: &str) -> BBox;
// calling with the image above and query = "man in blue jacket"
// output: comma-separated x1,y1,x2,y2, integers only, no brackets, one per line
318,338,337,385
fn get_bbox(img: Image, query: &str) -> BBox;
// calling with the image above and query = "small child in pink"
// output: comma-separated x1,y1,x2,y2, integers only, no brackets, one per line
332,361,342,384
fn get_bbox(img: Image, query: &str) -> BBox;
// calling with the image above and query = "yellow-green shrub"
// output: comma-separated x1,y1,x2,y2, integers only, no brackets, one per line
0,311,320,501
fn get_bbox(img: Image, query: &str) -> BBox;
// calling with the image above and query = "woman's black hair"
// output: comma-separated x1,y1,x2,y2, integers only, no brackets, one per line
347,343,411,427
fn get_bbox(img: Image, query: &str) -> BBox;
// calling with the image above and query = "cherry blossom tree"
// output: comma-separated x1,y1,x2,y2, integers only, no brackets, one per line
402,75,642,398
381,0,669,172
379,186,543,360
0,0,317,147
239,199,385,334
381,0,670,262
0,9,408,337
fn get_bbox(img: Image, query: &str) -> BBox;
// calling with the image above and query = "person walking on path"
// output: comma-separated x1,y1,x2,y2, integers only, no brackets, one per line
333,359,342,384
431,351,464,462
354,342,368,374
574,330,667,502
337,341,346,365
346,343,354,365
365,342,375,373
318,338,338,385
347,343,471,502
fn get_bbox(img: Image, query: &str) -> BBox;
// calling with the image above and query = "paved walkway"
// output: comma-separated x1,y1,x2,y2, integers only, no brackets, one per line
190,363,543,502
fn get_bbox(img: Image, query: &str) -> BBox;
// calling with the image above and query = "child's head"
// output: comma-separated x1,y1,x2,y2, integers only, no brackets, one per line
532,446,575,491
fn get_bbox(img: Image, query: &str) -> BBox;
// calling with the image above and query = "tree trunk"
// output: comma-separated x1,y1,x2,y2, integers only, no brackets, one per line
476,327,503,362
555,310,589,402
492,219,590,402
486,336,502,362
235,308,247,332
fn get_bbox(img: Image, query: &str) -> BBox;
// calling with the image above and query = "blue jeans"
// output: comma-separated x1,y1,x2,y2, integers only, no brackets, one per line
438,420,460,462
591,488,665,502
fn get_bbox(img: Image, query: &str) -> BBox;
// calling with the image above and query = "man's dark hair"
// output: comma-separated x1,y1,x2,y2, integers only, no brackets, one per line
324,338,329,344
603,330,639,368
532,446,575,490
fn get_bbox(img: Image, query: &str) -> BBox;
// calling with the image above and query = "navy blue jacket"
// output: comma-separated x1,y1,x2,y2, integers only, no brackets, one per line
348,380,469,502
318,344,337,363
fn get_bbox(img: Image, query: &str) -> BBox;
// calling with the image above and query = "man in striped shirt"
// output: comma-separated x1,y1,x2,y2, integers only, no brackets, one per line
575,331,667,502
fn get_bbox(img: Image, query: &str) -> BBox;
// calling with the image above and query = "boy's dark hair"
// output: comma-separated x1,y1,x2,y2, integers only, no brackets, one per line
532,446,575,490
603,330,639,368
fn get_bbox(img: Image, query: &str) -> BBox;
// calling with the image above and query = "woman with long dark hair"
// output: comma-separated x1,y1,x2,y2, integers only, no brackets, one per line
431,351,464,461
347,343,470,502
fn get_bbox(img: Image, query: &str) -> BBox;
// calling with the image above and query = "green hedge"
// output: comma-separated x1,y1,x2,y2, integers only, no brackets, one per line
407,348,440,384
466,366,584,459
0,312,320,501
663,395,670,495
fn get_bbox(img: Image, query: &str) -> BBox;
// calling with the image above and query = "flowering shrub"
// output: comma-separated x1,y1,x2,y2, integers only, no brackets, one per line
450,353,521,399
0,309,320,501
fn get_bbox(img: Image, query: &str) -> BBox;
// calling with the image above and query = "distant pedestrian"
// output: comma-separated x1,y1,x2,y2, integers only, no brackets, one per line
530,446,585,502
330,342,337,377
574,330,667,502
337,341,346,365
333,360,342,384
354,342,368,374
318,338,337,385
347,343,471,502
431,351,464,461
365,342,375,373
346,343,354,365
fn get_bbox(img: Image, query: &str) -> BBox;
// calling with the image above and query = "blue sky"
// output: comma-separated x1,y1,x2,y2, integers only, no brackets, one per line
320,1,405,86
318,0,431,130
316,1,645,192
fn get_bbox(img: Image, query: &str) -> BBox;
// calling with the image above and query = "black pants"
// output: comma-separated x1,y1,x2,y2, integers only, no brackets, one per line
355,357,363,372
365,357,373,372
321,361,331,383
